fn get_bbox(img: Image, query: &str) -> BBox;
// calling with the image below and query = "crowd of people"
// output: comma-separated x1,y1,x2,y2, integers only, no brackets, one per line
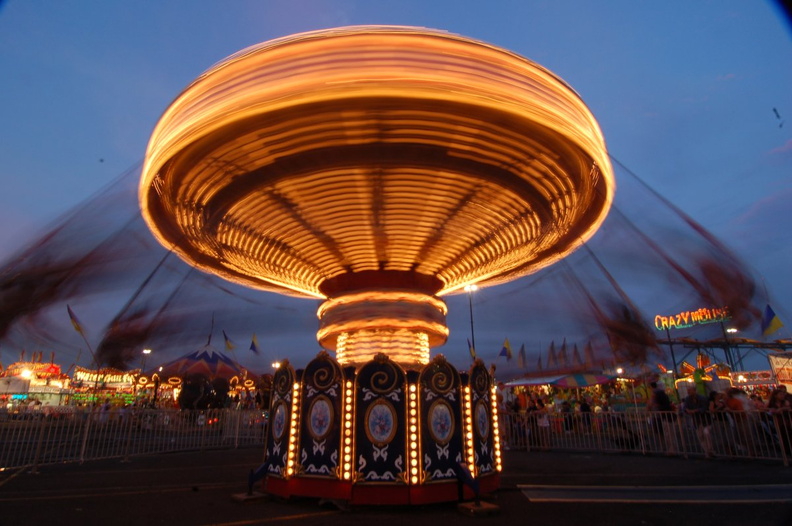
500,381,792,460
671,383,792,459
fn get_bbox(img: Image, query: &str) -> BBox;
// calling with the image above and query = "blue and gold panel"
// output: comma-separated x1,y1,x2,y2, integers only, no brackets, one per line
297,351,345,478
355,353,407,483
419,355,463,483
468,362,495,475
264,361,296,477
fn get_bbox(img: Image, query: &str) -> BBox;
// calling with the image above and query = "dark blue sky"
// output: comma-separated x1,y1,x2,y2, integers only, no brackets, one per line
0,1,790,377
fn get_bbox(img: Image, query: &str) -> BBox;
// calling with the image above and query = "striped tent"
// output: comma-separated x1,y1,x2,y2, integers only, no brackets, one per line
154,345,245,380
551,373,615,388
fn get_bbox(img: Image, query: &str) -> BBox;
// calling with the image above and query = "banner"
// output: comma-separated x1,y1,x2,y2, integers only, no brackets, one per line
767,353,792,389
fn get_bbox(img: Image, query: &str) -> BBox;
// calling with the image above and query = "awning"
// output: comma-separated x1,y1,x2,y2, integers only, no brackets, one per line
503,373,616,388
503,375,566,387
551,373,616,388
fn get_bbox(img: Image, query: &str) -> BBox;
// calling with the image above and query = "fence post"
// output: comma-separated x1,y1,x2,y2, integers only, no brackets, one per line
121,410,135,463
773,413,788,467
234,409,242,449
29,414,48,474
594,413,603,452
634,412,648,454
78,409,93,464
200,411,208,451
676,413,688,459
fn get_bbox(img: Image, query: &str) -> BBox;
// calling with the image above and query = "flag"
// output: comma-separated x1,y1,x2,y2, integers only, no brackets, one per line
546,341,556,369
222,330,236,351
558,338,568,367
498,338,512,360
467,338,477,360
584,341,595,367
572,344,583,367
762,304,784,336
249,334,261,354
518,343,526,368
67,305,84,335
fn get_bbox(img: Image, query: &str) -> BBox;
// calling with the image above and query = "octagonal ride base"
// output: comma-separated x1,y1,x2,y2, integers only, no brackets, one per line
260,352,502,505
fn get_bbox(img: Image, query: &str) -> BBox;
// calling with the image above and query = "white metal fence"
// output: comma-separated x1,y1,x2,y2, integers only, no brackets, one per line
0,406,267,471
500,409,792,466
7,406,788,472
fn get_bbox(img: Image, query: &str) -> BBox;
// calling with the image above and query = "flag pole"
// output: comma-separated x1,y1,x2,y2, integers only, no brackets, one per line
68,305,102,400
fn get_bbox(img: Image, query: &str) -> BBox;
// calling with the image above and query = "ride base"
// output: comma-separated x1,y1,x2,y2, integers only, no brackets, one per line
260,352,502,505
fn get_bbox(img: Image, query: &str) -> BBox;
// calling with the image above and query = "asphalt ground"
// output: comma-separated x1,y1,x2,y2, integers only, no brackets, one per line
2,447,792,526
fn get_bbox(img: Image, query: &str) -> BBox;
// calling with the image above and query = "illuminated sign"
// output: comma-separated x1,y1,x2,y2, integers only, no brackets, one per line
73,367,136,388
654,307,730,331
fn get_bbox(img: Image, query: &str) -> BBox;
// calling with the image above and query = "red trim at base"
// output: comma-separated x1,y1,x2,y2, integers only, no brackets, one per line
263,471,501,506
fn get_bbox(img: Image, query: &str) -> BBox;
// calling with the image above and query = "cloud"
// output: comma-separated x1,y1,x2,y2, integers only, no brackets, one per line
769,139,792,155
730,188,792,245
716,73,737,81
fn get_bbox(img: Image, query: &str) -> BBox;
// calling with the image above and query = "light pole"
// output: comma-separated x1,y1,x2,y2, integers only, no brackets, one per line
141,349,152,371
726,327,743,370
464,284,479,353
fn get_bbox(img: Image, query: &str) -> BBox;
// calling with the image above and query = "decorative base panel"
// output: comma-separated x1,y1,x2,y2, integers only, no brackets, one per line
261,352,503,506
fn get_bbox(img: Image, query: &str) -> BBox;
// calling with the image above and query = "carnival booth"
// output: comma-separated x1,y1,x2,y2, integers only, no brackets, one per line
70,366,139,406
1,356,71,410
503,373,618,413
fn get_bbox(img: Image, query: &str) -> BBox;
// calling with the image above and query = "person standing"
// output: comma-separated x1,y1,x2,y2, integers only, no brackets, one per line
683,386,713,458
768,387,792,459
725,388,757,456
650,381,677,455
579,397,593,433
534,397,551,450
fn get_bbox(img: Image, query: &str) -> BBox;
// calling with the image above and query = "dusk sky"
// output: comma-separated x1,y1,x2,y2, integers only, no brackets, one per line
0,1,790,378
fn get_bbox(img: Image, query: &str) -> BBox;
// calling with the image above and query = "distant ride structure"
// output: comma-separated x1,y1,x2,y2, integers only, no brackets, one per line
139,26,614,505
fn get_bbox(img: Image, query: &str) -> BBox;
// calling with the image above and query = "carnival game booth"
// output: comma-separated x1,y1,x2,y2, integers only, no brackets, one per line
71,366,139,406
504,373,617,406
730,370,776,400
